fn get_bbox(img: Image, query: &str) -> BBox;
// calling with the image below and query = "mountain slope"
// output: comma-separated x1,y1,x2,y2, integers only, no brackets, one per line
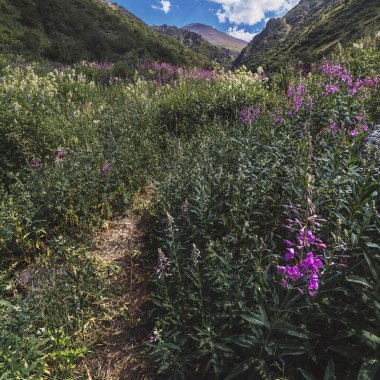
235,0,380,71
182,23,247,52
152,24,237,65
0,0,206,66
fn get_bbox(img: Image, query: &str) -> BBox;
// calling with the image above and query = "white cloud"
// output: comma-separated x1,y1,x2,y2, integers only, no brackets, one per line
152,0,171,14
210,0,299,25
227,27,257,42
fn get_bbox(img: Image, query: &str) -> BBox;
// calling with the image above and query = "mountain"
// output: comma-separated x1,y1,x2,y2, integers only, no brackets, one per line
235,0,380,71
152,24,238,65
0,0,206,66
182,23,247,52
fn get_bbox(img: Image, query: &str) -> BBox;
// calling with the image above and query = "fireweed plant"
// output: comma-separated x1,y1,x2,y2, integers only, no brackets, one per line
149,37,380,380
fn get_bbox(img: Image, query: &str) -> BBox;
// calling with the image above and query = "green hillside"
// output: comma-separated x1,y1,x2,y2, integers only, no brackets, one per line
235,0,380,71
152,24,237,66
0,0,205,66
183,23,247,52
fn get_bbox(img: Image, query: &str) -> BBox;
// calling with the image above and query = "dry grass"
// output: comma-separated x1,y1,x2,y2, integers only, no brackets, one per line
79,190,155,380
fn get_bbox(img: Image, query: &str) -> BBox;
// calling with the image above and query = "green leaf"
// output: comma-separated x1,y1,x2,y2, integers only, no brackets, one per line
225,358,256,380
241,313,267,327
275,322,319,340
324,359,335,380
225,335,259,348
0,300,12,308
366,243,380,249
358,330,380,345
346,276,372,288
298,368,317,380
358,358,380,380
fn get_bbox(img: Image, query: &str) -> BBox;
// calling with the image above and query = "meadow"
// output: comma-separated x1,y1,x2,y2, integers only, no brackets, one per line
0,35,379,379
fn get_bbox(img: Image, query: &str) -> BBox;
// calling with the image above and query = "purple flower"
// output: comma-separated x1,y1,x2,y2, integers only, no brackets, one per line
240,106,260,126
30,158,41,169
306,96,314,111
284,240,293,248
55,150,68,160
94,62,114,70
274,115,284,125
300,252,323,274
285,248,295,261
308,274,319,296
330,124,339,133
362,124,369,132
362,76,379,88
277,265,303,282
286,87,294,99
101,162,112,175
325,84,340,95
351,130,358,137
287,85,308,117
299,229,316,246
355,114,363,123
252,106,261,119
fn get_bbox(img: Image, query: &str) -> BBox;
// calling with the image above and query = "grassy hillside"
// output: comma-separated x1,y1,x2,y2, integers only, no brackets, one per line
153,24,237,66
0,0,206,66
235,0,380,71
183,23,247,52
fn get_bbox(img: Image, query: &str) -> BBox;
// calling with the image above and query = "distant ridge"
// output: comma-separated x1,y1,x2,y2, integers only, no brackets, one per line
153,24,238,65
234,0,380,71
182,23,247,52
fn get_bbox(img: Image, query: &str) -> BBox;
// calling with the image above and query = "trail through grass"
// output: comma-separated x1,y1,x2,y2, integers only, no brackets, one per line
80,190,154,379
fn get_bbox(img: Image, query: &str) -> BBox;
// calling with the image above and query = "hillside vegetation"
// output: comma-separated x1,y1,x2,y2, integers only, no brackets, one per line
0,32,379,378
235,0,380,71
153,25,237,66
183,23,247,52
0,0,205,65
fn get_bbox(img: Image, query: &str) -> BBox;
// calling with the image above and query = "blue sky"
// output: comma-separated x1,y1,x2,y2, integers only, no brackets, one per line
115,0,299,42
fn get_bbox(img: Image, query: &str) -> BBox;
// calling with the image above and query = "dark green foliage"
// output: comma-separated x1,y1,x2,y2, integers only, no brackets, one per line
149,43,380,379
0,240,111,378
0,0,206,66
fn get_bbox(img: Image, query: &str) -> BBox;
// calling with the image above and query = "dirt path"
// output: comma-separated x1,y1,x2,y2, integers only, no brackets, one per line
81,193,154,379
